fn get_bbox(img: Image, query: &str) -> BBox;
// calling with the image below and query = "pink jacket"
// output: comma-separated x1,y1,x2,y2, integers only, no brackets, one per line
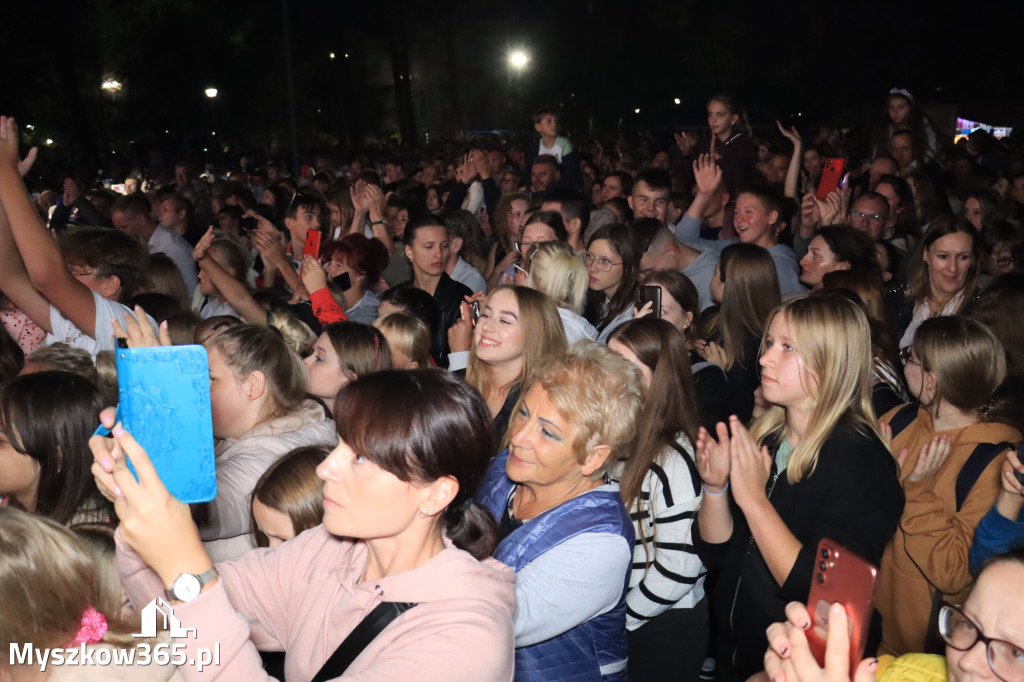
117,526,516,681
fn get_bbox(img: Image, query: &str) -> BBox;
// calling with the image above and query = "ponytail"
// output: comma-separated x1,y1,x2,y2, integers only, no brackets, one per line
443,499,500,560
981,379,1024,435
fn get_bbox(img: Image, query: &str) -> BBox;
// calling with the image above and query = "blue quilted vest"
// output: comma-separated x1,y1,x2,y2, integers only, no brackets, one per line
476,449,634,682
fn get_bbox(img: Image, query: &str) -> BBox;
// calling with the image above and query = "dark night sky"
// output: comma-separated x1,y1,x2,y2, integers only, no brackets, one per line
3,0,1023,174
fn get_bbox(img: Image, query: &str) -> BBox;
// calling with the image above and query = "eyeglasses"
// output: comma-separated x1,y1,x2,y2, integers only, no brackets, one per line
849,211,885,223
992,255,1018,268
938,602,1024,682
583,253,622,272
898,347,921,367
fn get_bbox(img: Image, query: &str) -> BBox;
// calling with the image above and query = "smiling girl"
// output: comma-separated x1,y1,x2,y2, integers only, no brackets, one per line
450,285,567,440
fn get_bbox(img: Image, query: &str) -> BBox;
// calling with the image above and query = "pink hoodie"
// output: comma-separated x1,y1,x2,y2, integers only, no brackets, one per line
117,526,516,681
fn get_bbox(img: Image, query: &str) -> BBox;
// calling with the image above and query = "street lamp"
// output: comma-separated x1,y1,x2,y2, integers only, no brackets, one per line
101,78,123,94
205,87,218,99
509,51,529,71
507,50,530,126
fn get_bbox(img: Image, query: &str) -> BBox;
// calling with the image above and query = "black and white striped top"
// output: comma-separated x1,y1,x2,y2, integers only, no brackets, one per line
610,435,706,631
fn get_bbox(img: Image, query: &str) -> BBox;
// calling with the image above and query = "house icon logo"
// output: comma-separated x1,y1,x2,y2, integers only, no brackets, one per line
134,597,197,638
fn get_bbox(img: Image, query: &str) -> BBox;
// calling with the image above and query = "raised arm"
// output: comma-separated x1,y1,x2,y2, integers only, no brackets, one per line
0,116,98,336
193,227,268,324
685,154,723,222
0,202,52,332
777,122,803,199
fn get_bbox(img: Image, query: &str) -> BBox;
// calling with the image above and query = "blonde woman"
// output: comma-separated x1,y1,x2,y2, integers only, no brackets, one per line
475,342,644,681
524,240,597,343
693,296,905,680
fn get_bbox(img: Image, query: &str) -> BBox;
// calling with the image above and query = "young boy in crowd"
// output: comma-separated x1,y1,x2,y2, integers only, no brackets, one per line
522,106,581,191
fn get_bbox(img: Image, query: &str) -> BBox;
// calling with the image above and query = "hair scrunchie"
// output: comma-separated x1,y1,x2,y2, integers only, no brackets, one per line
70,606,108,646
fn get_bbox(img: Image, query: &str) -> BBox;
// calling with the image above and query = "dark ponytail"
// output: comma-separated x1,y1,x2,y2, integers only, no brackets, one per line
443,500,500,560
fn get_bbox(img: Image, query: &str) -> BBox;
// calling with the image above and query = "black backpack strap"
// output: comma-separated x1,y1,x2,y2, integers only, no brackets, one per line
887,403,919,439
955,442,1012,512
922,589,947,655
311,601,418,681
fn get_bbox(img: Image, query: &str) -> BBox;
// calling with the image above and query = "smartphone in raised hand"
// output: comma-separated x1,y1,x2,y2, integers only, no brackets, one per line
637,285,662,318
816,158,847,200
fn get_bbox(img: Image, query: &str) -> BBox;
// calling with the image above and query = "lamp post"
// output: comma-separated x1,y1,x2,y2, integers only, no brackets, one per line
205,88,218,145
507,50,529,127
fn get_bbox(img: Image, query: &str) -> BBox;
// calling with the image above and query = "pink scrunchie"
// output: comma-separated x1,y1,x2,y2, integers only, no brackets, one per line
71,606,108,645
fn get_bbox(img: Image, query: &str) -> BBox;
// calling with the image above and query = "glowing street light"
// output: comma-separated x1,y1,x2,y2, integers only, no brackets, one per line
509,51,529,70
674,98,681,105
101,78,122,93
205,87,218,99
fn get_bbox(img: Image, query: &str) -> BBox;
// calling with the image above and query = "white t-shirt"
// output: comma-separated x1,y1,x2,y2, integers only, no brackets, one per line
199,297,241,320
46,291,158,357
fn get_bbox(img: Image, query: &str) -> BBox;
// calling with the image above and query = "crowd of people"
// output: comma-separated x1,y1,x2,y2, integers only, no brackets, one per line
0,85,1023,682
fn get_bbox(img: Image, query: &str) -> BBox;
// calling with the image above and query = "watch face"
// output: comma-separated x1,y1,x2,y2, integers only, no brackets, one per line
173,574,202,601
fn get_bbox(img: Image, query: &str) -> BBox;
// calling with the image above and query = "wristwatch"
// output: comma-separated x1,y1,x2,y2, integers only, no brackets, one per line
165,566,219,603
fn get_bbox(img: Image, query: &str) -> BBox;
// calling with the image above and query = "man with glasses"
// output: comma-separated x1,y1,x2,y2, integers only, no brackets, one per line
847,193,891,242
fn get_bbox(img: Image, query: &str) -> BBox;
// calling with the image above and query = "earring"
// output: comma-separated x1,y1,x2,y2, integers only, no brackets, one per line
419,509,429,518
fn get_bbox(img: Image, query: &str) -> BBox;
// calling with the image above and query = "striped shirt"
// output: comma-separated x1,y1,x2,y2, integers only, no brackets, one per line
610,435,706,631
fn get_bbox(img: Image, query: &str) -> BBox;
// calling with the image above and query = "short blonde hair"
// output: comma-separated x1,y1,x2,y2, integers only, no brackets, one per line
526,341,644,478
525,241,589,314
374,312,431,368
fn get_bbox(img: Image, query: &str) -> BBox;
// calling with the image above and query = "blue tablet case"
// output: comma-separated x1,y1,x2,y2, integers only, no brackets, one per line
106,345,217,503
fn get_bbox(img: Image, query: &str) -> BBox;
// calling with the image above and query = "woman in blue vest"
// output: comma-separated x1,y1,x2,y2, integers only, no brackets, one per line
476,341,645,681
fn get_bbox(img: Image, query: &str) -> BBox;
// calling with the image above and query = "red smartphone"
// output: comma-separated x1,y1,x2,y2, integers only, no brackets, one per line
303,230,322,259
815,158,846,200
805,538,878,673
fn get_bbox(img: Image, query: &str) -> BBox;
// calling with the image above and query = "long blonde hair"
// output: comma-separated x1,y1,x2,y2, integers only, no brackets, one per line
0,508,143,661
750,296,881,483
466,285,567,400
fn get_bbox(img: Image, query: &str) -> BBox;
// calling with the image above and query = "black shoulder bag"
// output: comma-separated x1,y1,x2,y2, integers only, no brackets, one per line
309,601,419,682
